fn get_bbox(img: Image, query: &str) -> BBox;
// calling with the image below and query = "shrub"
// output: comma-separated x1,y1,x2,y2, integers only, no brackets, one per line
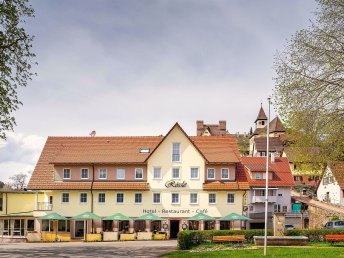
284,228,344,242
177,229,273,250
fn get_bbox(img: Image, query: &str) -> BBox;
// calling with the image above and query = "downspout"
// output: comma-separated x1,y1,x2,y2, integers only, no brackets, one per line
242,190,247,229
91,164,95,233
5,192,8,215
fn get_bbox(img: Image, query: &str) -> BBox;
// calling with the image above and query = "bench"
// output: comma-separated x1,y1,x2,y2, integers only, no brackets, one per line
325,234,344,244
212,235,245,244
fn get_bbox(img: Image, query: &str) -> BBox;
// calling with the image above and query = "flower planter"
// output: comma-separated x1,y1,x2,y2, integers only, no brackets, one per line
85,233,102,242
120,233,136,241
103,232,119,241
153,233,167,240
137,232,153,240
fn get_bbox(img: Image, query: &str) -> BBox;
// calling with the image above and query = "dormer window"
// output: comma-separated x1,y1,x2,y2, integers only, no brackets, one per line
81,168,89,179
63,169,71,179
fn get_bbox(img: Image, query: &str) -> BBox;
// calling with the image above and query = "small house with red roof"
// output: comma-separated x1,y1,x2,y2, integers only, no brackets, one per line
242,156,295,229
317,163,344,206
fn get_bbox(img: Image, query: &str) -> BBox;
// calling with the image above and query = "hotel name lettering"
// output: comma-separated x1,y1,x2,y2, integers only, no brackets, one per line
165,180,187,188
143,209,208,214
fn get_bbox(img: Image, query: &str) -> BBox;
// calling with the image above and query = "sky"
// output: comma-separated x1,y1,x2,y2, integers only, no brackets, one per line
0,0,317,183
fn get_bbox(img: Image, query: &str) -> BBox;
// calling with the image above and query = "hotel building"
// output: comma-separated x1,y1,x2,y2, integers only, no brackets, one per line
25,123,250,239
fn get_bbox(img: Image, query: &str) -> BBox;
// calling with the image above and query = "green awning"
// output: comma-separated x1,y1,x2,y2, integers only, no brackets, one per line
103,213,130,221
40,213,67,220
72,211,101,220
220,213,250,221
188,213,215,221
136,213,162,221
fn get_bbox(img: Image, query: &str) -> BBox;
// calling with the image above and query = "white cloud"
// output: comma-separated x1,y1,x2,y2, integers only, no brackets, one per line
0,133,46,182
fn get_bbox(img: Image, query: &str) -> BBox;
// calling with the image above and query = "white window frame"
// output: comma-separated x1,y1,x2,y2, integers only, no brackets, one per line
153,167,162,179
255,173,261,179
152,193,161,204
80,193,87,204
99,168,107,179
135,168,143,180
190,167,199,180
81,168,89,179
98,193,106,204
227,193,235,204
172,167,181,179
117,168,125,180
134,193,142,204
221,168,229,179
171,193,180,204
207,168,215,180
190,193,198,204
172,142,181,162
63,168,71,179
116,193,124,204
61,193,69,203
208,193,216,204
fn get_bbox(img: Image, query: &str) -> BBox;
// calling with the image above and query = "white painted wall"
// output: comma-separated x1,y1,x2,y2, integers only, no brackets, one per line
317,167,343,205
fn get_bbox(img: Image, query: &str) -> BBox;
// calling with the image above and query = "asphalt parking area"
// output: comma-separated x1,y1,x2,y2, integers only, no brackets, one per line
0,240,177,258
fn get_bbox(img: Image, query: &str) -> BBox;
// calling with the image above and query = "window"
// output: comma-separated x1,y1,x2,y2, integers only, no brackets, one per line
171,193,180,204
135,193,142,204
172,167,180,179
80,193,87,203
294,176,301,181
135,168,143,179
274,204,281,212
261,151,266,157
190,167,199,179
98,193,106,203
209,193,216,204
117,169,125,179
261,121,265,125
221,168,229,179
190,193,198,204
282,206,288,212
255,173,261,179
227,193,235,204
153,193,161,204
172,143,181,162
63,169,71,179
58,220,70,232
27,219,35,232
81,168,89,179
207,168,215,179
99,168,107,179
49,196,53,205
116,193,124,203
153,167,161,179
0,198,2,211
61,193,69,203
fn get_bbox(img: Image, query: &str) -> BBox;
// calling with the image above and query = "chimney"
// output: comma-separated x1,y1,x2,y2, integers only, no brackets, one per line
271,152,275,163
196,120,204,136
219,120,226,134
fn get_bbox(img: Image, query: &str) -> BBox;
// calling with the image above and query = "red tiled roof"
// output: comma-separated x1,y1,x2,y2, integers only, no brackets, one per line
28,125,249,190
242,157,294,187
330,162,344,189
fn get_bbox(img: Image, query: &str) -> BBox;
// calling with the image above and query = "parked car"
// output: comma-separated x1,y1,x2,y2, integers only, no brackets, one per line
323,220,344,229
284,224,295,230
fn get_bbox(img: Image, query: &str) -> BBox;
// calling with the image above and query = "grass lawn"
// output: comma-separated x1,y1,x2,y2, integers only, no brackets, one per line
164,246,344,258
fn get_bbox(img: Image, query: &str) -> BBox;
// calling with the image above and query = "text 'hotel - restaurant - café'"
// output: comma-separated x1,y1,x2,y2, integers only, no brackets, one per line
0,122,294,240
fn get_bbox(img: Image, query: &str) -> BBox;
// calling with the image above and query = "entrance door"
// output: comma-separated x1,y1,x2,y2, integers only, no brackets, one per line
170,220,180,239
75,221,84,238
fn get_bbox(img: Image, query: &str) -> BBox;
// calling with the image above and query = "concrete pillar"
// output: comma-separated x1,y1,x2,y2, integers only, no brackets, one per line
145,220,151,232
215,220,220,230
34,218,41,232
273,212,286,236
113,220,119,232
200,220,204,230
129,220,134,233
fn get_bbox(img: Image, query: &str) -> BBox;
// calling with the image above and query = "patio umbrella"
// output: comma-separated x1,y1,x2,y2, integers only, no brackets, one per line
220,213,250,230
136,213,162,221
188,213,215,221
102,213,130,221
40,213,68,240
72,212,101,240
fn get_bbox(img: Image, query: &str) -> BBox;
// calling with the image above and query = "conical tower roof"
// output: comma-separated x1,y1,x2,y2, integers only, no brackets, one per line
254,106,267,123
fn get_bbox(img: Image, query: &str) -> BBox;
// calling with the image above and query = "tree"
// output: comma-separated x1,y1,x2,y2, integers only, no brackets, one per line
274,0,344,163
9,172,27,190
0,0,36,139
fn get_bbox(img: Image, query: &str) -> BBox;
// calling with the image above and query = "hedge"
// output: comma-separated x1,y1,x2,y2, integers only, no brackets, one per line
284,228,344,242
177,229,273,250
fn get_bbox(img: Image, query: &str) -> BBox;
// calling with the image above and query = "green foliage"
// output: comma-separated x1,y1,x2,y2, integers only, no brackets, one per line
285,228,344,242
0,0,36,139
177,229,273,250
331,215,340,221
273,0,344,163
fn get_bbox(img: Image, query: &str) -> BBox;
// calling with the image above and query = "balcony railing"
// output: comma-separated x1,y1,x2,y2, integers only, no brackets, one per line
252,195,277,203
36,202,52,211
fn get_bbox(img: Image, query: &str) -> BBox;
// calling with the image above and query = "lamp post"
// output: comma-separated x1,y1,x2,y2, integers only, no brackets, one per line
264,97,271,256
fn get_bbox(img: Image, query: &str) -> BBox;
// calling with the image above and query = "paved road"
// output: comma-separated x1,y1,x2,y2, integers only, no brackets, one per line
0,240,177,258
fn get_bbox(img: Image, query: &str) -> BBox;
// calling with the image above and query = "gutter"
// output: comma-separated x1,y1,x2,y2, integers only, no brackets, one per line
91,164,95,213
